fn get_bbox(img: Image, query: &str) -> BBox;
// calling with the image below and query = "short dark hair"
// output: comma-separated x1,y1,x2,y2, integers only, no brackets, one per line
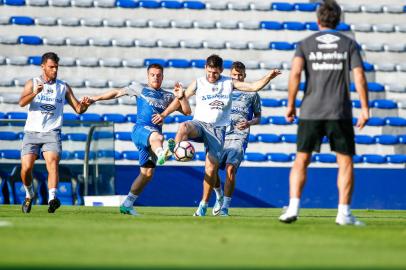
206,54,223,69
41,52,59,64
231,61,246,74
147,63,164,72
317,0,341,29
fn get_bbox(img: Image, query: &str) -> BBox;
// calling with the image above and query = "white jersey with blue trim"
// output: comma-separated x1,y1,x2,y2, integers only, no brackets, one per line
193,76,233,127
24,77,67,132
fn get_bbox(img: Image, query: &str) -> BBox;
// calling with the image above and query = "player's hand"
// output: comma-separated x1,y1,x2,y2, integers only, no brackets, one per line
269,69,282,79
33,82,44,95
174,82,184,99
80,96,95,106
356,108,369,130
152,113,164,125
236,119,250,130
285,106,296,123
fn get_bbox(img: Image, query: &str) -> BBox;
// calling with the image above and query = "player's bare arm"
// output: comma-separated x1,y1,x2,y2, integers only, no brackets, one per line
65,84,89,114
19,79,43,107
237,112,262,130
285,57,304,123
233,69,281,92
353,66,369,129
88,88,128,104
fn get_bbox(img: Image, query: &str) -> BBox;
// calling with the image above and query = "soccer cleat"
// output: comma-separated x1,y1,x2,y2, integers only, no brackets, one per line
22,198,33,213
168,138,176,153
119,205,139,216
193,204,208,216
48,198,61,213
219,208,229,217
279,212,298,223
212,196,224,216
157,148,171,165
336,213,365,226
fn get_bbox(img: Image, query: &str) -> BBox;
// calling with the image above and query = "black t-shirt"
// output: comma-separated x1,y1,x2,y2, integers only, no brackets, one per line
295,30,363,120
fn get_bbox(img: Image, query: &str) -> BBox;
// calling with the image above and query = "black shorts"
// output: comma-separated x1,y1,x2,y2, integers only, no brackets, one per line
297,119,355,156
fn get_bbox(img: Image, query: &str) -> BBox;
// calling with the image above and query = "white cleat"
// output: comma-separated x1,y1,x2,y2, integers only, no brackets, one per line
336,213,365,226
212,196,224,216
119,205,139,216
279,212,298,224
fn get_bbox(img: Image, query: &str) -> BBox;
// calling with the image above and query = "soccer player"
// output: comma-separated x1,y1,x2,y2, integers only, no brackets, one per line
19,52,91,214
87,64,191,216
208,61,261,216
279,0,369,225
154,54,280,216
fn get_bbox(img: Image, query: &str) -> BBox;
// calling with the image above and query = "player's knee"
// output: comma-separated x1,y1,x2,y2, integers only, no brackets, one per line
295,154,311,167
226,165,236,178
21,162,34,174
178,122,189,135
141,170,154,180
150,132,164,143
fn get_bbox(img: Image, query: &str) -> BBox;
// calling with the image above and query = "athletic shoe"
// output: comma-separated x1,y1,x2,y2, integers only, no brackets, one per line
212,195,224,216
279,212,298,223
157,148,171,165
119,205,139,216
219,208,229,217
48,198,61,213
168,138,176,153
193,204,208,216
336,213,365,226
22,198,33,213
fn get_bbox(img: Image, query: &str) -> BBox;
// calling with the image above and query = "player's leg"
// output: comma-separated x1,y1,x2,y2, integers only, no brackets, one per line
219,164,237,216
210,172,224,216
168,121,201,153
43,151,61,213
148,131,170,165
20,153,37,213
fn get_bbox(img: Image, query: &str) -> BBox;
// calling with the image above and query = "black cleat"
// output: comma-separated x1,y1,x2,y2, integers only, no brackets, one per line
48,198,61,213
22,198,33,213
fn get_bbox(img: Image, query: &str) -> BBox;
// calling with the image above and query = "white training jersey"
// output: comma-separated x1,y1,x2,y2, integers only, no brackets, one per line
193,76,233,127
24,77,67,132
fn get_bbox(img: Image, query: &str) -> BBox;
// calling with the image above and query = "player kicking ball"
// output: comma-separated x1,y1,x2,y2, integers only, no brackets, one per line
154,55,281,216
86,64,191,216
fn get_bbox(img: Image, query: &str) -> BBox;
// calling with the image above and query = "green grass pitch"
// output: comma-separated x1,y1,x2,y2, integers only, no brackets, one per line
0,206,405,270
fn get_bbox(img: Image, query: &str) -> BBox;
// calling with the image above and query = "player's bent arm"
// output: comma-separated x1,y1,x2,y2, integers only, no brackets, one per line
353,67,369,111
161,81,196,117
90,89,126,102
248,112,261,126
19,80,38,107
65,84,88,114
177,97,192,116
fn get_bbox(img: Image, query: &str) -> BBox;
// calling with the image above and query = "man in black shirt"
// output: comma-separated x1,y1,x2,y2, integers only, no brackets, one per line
279,0,369,225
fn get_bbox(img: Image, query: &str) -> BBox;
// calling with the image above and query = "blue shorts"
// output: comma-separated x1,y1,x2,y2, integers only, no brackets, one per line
131,126,160,168
219,139,245,170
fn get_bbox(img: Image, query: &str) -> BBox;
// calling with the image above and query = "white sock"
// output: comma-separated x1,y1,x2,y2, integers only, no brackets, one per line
287,198,300,216
154,147,164,157
214,187,223,199
123,192,138,208
338,204,351,216
24,184,34,199
222,196,232,209
48,188,57,202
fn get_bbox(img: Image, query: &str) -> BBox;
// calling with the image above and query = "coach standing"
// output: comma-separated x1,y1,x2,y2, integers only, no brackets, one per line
279,0,369,225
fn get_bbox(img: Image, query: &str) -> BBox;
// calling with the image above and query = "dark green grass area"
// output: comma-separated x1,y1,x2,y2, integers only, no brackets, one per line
0,206,405,270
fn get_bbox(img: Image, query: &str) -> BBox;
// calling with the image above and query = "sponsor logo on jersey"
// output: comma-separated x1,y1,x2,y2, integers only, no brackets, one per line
316,34,340,49
209,100,224,110
40,104,56,111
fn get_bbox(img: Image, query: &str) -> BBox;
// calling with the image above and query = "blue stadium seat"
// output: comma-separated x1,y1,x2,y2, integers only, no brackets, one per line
139,0,160,8
79,113,102,122
66,133,87,141
93,131,114,140
5,112,27,126
269,116,294,125
10,16,34,25
398,135,406,144
116,0,139,8
385,154,406,164
372,99,398,109
267,152,291,162
173,115,193,123
97,150,122,160
281,134,297,143
18,36,43,45
367,82,385,92
294,3,318,12
161,0,182,9
362,154,386,164
183,1,205,9
271,42,294,50
195,151,206,161
61,151,73,160
363,62,375,72
244,152,267,162
163,132,176,139
0,112,5,119
306,22,319,31
313,153,336,163
126,114,137,123
102,113,127,123
163,115,174,124
261,98,281,107
354,135,375,144
248,134,257,143
280,99,301,107
121,151,139,160
4,0,25,5
63,113,79,126
223,60,233,69
385,117,406,127
0,131,19,140
115,132,132,141
28,56,42,65
271,2,294,11
191,59,206,68
283,21,306,31
73,151,96,160
260,21,283,30
1,150,21,159
366,117,385,126
352,155,363,164
374,135,399,145
144,58,167,67
256,133,281,143
335,22,351,31
259,117,268,125
167,59,190,68
298,82,306,91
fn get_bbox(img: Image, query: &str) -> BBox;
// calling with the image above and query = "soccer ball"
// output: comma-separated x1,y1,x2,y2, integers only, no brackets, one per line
173,141,195,162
